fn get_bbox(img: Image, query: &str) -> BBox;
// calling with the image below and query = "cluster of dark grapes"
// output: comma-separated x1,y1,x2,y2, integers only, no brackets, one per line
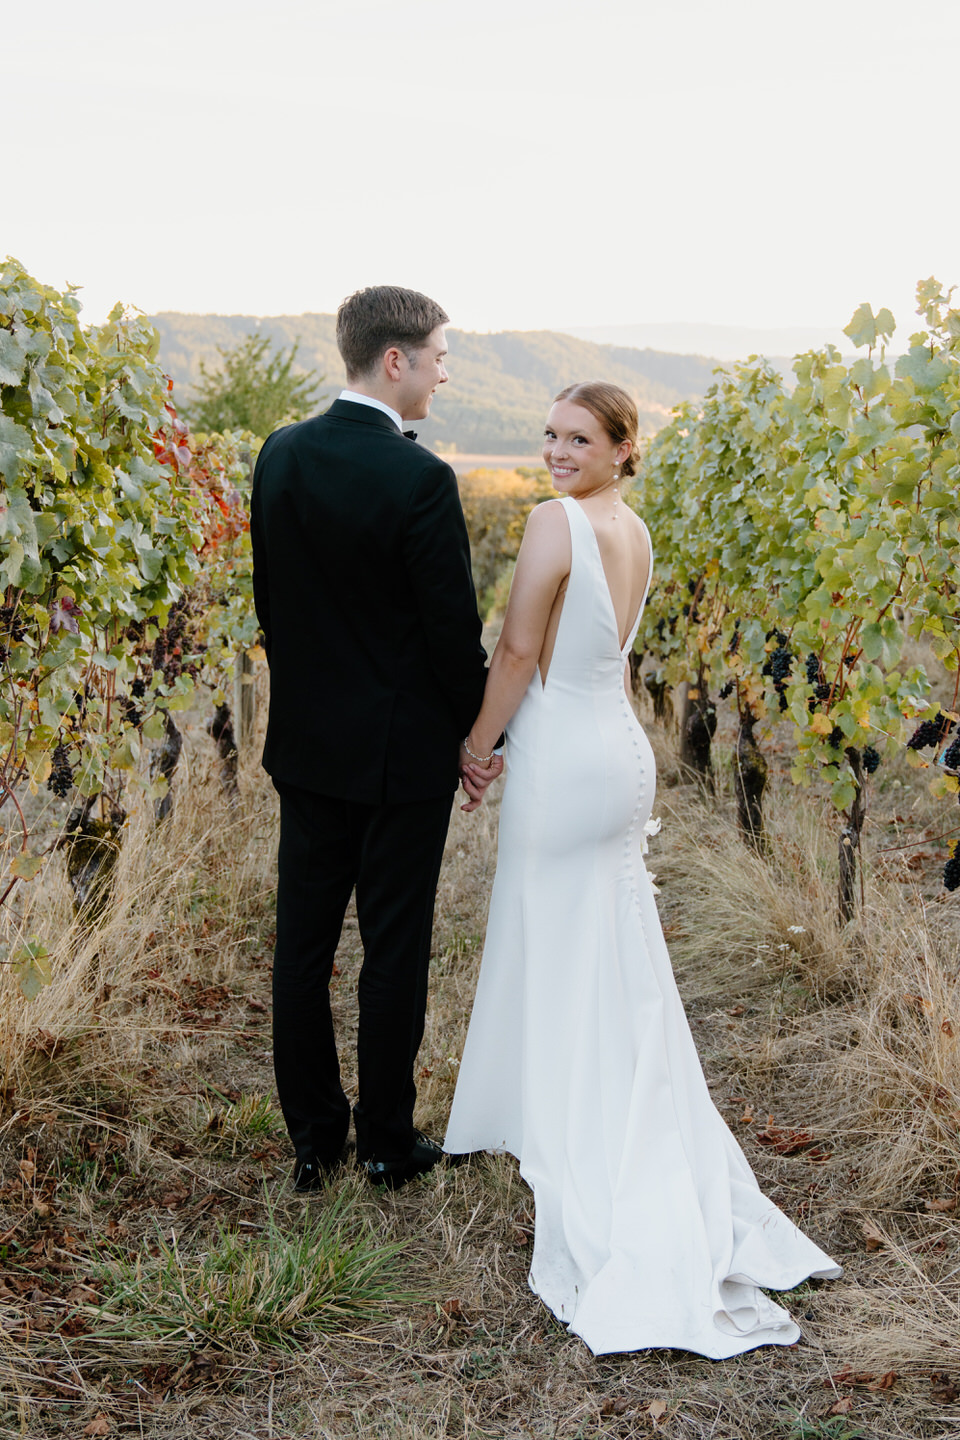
151,599,199,685
762,631,792,712
943,734,960,771
120,674,151,728
828,726,844,750
862,746,881,774
47,743,74,799
944,848,960,893
718,680,735,700
0,605,26,645
805,653,832,704
121,697,143,727
906,712,956,750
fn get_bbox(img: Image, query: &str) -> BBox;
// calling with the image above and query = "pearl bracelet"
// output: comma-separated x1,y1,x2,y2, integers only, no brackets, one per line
462,737,494,765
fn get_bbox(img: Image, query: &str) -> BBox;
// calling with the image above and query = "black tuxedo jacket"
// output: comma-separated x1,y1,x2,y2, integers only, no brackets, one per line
251,399,488,804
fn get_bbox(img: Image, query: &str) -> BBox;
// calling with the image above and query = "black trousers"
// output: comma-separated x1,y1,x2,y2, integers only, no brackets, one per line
272,782,453,1164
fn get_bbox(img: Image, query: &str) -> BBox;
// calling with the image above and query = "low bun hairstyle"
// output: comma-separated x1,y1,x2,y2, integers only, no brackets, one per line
553,381,640,479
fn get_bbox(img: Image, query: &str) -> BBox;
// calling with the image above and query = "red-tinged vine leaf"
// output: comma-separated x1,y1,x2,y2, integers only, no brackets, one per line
828,1397,855,1416
868,1371,897,1391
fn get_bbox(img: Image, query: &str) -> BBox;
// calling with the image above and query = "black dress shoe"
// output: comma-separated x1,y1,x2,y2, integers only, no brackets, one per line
365,1131,444,1190
292,1154,343,1192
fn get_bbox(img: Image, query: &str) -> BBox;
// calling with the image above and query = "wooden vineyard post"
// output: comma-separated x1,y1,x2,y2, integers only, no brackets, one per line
838,748,866,926
234,647,256,752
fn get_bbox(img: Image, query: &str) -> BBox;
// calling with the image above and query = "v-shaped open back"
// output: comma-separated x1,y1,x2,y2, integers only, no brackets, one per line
565,496,653,652
537,498,654,688
572,499,654,654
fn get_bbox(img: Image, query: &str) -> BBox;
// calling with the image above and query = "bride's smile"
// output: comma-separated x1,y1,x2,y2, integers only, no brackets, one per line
542,397,631,500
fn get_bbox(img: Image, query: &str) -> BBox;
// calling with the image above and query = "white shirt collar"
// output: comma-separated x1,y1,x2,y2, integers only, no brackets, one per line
338,389,403,432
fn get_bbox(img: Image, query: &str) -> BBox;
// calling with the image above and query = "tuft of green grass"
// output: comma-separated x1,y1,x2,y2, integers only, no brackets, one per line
200,1089,284,1156
90,1188,413,1348
786,1414,865,1440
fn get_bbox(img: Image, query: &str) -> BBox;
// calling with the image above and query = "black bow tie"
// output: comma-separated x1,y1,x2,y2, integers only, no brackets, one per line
403,430,417,441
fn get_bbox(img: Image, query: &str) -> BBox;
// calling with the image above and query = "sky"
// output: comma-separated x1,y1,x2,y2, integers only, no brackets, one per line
6,0,959,346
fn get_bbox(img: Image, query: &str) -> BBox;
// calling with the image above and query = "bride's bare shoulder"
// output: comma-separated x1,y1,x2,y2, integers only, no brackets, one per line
519,498,571,570
523,497,570,542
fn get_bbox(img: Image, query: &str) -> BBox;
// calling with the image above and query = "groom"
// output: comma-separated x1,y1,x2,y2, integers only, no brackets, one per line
251,285,498,1191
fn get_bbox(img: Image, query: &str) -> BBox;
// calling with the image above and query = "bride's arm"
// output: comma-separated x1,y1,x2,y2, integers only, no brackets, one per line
465,500,571,761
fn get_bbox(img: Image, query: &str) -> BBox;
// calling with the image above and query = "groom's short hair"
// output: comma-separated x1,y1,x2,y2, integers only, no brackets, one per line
337,286,449,380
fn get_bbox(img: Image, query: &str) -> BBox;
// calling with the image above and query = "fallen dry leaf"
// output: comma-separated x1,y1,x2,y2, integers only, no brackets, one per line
869,1371,897,1391
647,1399,668,1423
942,1019,955,1037
755,1121,819,1155
740,1104,755,1124
861,1218,886,1252
930,1371,959,1404
440,1297,470,1325
828,1396,854,1416
82,1415,113,1436
924,1196,957,1213
28,1029,65,1059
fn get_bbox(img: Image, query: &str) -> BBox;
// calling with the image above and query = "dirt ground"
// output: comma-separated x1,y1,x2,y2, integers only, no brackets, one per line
1,688,959,1440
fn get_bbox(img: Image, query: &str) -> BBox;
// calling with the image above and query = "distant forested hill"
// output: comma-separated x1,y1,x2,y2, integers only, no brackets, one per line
149,311,721,453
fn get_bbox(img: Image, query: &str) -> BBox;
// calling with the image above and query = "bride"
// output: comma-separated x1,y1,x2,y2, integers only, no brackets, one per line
447,381,840,1359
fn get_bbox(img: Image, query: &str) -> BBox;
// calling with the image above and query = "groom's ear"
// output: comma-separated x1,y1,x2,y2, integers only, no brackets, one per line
382,346,406,381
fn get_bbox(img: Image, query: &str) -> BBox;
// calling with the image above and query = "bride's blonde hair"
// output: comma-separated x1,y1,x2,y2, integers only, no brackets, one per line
553,381,640,479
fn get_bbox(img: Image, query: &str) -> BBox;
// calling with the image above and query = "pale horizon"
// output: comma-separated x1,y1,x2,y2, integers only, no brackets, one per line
6,0,959,350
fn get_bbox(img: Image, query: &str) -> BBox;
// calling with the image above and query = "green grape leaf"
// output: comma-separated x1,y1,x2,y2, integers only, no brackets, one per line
11,939,52,1000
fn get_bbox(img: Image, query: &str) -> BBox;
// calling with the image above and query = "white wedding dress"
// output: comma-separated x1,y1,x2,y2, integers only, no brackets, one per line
444,495,840,1358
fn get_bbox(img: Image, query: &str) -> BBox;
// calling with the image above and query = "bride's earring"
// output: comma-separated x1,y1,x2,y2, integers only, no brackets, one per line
612,471,619,521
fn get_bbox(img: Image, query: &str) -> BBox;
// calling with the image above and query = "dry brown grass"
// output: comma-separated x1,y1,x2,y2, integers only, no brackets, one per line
1,679,960,1438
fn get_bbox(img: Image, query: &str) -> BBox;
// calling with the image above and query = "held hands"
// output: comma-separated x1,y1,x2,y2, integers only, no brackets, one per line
459,742,504,812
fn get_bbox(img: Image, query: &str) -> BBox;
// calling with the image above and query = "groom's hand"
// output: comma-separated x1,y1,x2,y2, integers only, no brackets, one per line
458,749,504,812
